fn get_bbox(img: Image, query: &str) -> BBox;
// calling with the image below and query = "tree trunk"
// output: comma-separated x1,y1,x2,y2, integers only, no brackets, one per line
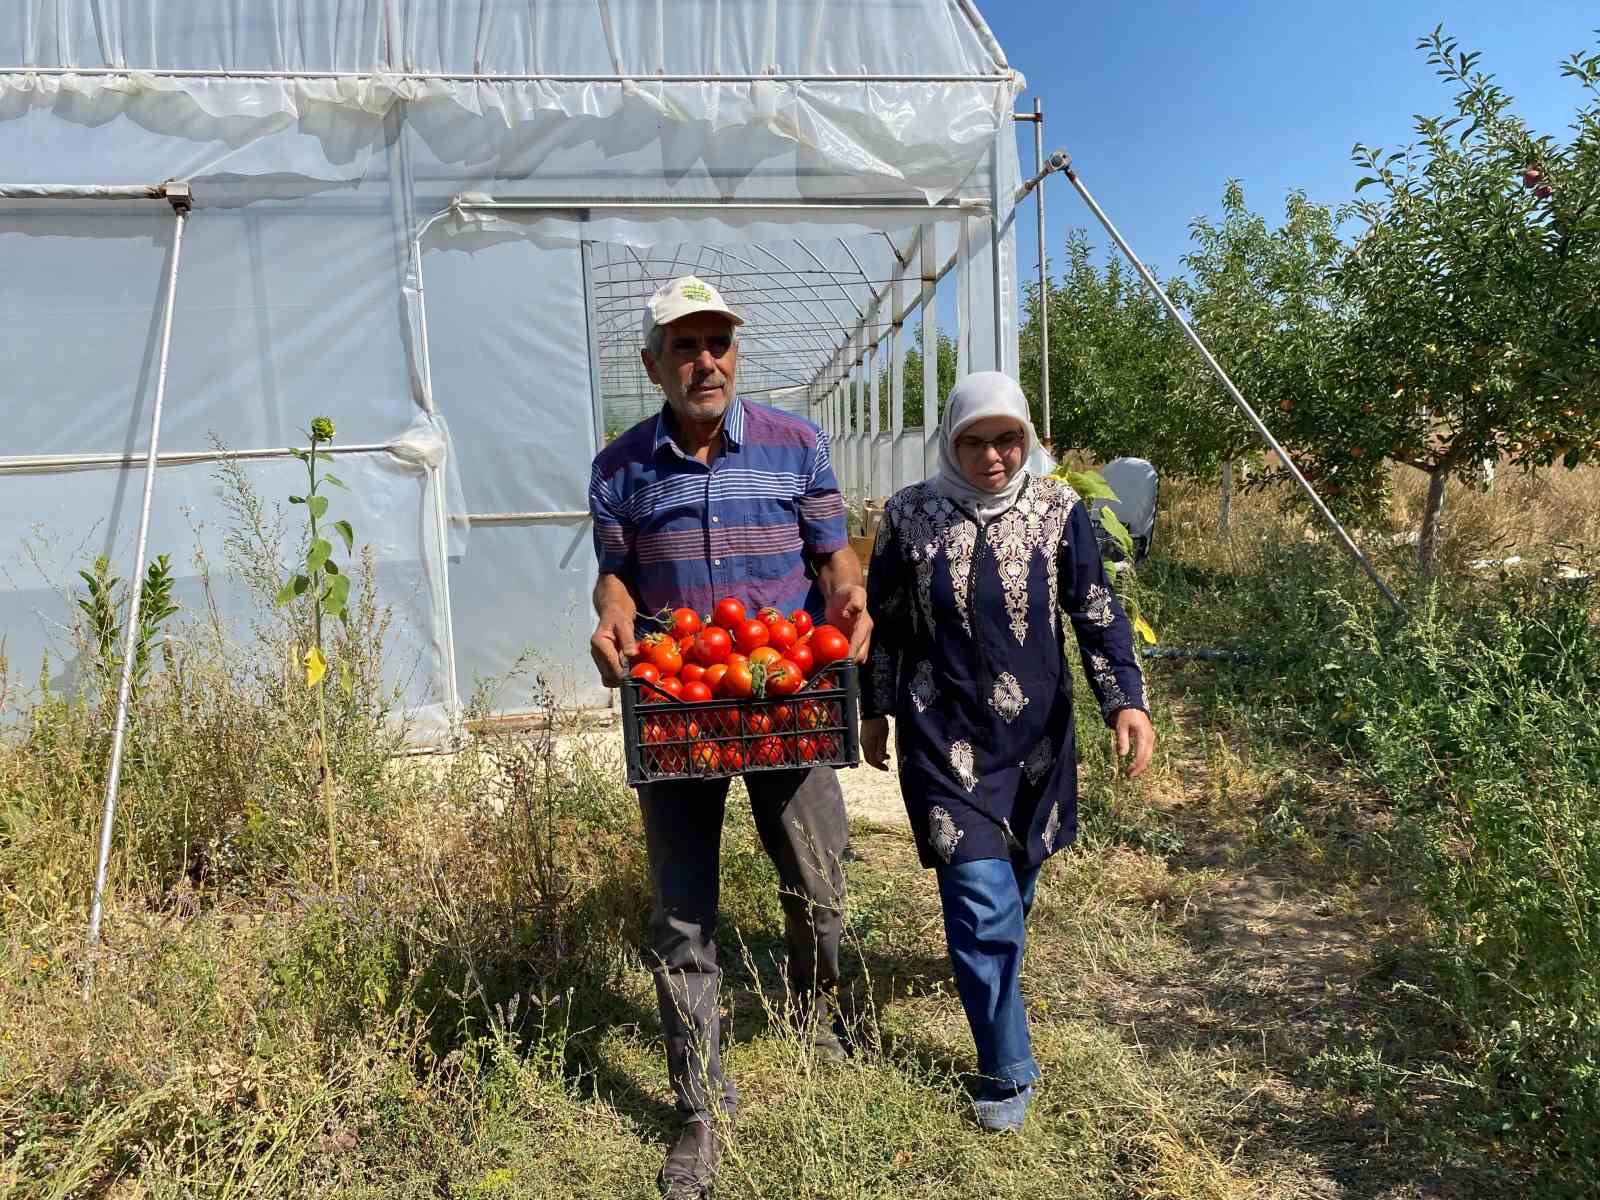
1219,459,1234,535
1418,467,1448,580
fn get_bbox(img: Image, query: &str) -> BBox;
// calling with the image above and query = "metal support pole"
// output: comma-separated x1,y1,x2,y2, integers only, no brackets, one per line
1058,153,1405,616
1033,98,1051,446
409,207,463,726
920,225,939,476
86,191,191,960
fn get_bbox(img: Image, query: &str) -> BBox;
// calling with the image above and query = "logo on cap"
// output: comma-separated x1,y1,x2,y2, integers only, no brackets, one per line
681,281,713,302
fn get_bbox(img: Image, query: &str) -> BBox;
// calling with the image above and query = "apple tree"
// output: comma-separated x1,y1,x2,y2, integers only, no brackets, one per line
1331,28,1600,575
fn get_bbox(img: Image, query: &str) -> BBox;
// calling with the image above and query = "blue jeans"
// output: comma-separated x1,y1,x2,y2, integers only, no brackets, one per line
935,856,1043,1100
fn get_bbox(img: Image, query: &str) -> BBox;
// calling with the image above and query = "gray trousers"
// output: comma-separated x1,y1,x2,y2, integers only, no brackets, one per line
638,765,848,1122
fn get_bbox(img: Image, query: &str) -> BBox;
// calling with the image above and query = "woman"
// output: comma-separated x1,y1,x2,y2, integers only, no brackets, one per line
860,371,1155,1132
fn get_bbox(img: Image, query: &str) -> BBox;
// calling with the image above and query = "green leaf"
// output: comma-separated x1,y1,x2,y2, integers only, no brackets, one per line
332,520,354,554
314,452,335,463
288,494,305,505
289,448,309,462
274,576,300,606
307,495,329,520
306,538,332,575
340,659,354,697
323,559,339,576
323,573,351,616
1354,176,1379,192
1097,507,1135,558
1055,467,1120,504
322,473,347,489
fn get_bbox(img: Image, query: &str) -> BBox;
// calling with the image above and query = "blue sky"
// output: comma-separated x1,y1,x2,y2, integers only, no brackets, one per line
983,1,1599,284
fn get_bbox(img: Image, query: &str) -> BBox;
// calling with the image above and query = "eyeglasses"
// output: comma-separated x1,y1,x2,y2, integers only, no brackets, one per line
954,429,1026,457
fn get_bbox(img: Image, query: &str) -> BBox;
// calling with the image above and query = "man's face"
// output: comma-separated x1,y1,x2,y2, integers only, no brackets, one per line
642,312,739,428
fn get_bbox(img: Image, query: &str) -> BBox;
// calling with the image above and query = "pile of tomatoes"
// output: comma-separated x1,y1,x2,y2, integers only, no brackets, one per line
627,598,851,704
627,598,855,778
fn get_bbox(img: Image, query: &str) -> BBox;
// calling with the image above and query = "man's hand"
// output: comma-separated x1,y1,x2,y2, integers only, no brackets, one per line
861,716,891,770
1112,708,1156,779
825,583,872,664
590,575,638,687
590,606,637,687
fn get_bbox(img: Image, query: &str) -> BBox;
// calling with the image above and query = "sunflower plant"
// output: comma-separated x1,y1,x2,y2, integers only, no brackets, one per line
276,415,355,893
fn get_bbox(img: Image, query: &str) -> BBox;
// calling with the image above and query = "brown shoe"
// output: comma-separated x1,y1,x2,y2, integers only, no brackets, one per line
658,1119,721,1199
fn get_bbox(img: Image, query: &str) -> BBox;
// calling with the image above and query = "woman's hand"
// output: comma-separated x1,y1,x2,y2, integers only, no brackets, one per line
861,717,891,770
1112,708,1156,778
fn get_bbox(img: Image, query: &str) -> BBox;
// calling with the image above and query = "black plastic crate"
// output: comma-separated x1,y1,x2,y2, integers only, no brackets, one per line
620,662,860,786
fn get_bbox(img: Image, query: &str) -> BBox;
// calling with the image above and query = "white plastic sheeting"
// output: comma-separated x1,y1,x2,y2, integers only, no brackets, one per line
1,1,1023,735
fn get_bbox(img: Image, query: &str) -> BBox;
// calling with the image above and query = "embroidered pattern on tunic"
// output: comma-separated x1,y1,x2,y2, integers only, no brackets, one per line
1084,582,1116,628
1021,737,1055,785
910,660,938,713
928,806,965,863
1088,651,1132,716
945,520,978,636
869,642,896,712
1034,476,1077,623
1042,802,1062,851
985,506,1035,643
989,672,1029,723
949,740,977,792
892,490,961,635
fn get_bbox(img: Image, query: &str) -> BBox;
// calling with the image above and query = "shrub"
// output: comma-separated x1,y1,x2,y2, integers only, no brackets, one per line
1316,577,1600,1167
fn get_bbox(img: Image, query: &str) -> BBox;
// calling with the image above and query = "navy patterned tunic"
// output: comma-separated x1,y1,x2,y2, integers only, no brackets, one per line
859,475,1148,870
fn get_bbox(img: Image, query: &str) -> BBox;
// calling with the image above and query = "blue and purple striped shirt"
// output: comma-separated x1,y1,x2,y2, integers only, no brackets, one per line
588,395,849,621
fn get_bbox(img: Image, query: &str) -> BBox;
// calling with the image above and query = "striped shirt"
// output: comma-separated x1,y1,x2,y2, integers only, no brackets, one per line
589,395,848,621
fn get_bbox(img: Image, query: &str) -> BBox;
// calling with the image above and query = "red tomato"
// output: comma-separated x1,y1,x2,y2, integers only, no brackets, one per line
809,625,850,666
641,633,684,676
702,663,728,694
693,626,732,666
678,634,697,656
748,646,782,669
751,735,786,767
650,744,686,775
656,676,685,700
757,606,786,626
787,643,814,678
765,660,806,696
797,700,831,729
734,619,771,654
766,619,798,653
680,662,706,685
770,703,795,731
725,652,749,672
714,597,747,631
719,742,745,772
795,734,821,762
721,661,755,699
681,681,712,703
789,610,814,638
689,741,720,772
630,662,661,684
670,607,703,638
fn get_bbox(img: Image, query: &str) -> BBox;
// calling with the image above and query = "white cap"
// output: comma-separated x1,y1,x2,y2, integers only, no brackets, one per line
641,274,744,345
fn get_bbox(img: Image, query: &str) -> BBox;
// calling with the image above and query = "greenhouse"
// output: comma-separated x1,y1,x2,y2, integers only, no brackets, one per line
0,1,1026,736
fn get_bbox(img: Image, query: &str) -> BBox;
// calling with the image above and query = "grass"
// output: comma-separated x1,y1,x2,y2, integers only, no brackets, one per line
2,463,1598,1197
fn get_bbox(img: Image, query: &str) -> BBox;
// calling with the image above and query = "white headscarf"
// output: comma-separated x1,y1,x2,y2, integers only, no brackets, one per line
934,371,1042,523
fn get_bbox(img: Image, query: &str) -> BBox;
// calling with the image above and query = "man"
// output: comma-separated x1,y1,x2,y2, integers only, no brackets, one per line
587,275,870,1200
